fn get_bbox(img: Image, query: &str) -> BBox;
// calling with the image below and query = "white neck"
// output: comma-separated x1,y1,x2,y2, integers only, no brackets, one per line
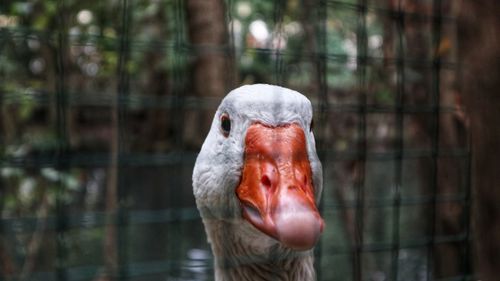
203,218,316,281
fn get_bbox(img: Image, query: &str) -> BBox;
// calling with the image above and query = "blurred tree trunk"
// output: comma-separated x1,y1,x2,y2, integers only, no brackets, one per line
184,0,232,148
383,0,468,278
457,1,500,280
301,0,321,95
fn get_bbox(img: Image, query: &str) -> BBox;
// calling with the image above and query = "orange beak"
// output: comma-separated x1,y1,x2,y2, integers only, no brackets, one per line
236,123,324,251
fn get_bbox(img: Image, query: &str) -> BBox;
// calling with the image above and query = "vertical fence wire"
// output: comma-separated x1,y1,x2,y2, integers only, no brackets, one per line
390,1,405,280
0,0,475,280
315,0,329,279
427,0,443,279
461,39,474,276
172,0,188,149
55,0,69,280
353,1,368,280
115,0,132,279
0,24,3,278
462,129,473,280
273,0,286,85
225,0,237,91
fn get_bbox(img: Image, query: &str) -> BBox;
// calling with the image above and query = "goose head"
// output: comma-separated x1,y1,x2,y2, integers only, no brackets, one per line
193,84,324,253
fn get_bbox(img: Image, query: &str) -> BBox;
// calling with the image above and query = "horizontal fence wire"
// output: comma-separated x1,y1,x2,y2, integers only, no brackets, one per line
0,149,469,167
0,193,470,231
0,28,462,69
0,0,472,280
1,259,475,281
0,92,464,113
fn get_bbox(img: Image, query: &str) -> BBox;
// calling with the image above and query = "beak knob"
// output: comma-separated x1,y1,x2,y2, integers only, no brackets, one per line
236,123,324,250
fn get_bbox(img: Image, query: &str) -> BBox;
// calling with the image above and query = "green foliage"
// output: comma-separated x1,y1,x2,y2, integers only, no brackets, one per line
0,1,446,280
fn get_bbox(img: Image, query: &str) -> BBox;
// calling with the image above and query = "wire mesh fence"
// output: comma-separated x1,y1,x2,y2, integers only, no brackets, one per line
0,0,472,280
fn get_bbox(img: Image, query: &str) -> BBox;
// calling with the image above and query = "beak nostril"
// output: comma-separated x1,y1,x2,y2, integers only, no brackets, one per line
261,175,272,189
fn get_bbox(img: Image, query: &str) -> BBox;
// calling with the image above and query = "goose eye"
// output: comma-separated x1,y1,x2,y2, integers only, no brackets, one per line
310,119,314,132
220,113,231,137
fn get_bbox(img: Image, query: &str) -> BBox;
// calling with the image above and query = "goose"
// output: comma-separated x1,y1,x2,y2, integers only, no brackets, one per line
192,84,324,281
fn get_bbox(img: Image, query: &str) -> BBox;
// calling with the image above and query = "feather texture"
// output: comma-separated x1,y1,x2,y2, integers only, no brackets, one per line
193,84,322,281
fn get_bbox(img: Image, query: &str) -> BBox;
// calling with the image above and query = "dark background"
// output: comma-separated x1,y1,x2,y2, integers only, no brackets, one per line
0,0,498,280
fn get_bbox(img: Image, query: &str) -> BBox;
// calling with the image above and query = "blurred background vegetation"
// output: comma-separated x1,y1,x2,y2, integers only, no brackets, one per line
1,0,499,280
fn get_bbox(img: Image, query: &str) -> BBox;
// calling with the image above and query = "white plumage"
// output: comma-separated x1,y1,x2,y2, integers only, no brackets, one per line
193,84,323,281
